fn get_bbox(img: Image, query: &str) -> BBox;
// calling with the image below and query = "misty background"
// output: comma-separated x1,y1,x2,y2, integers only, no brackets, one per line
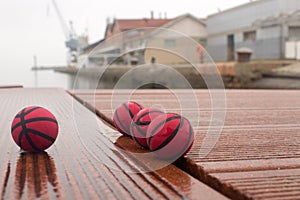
0,0,249,88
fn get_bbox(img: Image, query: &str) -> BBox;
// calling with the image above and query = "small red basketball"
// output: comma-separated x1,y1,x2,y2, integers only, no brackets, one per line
11,106,59,152
147,113,194,160
130,108,164,148
113,101,143,136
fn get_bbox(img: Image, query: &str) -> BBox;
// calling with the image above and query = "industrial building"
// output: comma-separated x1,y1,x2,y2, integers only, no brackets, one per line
206,0,300,62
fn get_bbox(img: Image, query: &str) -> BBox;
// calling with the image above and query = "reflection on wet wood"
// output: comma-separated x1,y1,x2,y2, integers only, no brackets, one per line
13,152,59,199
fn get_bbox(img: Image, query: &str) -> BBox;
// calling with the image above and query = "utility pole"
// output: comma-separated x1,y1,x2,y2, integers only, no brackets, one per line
33,55,38,87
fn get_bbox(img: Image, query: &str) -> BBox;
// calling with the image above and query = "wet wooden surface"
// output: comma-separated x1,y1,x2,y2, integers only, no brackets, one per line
0,85,23,89
0,88,227,200
73,89,300,200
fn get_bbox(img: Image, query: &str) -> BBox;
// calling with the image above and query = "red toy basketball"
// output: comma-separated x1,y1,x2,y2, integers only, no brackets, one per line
130,108,164,148
147,113,194,160
11,106,59,152
113,101,143,136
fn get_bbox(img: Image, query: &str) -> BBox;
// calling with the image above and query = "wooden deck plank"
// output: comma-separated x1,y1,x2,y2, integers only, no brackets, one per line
0,85,23,89
73,89,300,200
0,88,227,200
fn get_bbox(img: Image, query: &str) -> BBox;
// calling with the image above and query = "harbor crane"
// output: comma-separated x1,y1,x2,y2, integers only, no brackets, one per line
51,0,79,65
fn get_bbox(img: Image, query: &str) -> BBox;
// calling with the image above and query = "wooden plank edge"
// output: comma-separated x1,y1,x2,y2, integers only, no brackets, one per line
0,85,23,89
175,157,252,200
67,91,115,129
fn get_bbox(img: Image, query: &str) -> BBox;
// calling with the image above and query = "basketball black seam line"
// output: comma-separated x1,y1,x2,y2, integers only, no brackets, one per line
149,115,181,137
135,102,143,110
115,110,130,134
136,110,164,125
122,103,134,119
162,119,194,161
17,108,27,149
15,106,41,118
148,115,181,145
14,106,42,146
138,110,163,119
18,108,42,151
152,117,184,151
136,121,151,126
131,125,146,147
26,128,56,143
18,129,26,149
24,133,40,152
12,117,57,132
11,117,57,133
25,106,41,116
132,122,146,136
131,124,148,147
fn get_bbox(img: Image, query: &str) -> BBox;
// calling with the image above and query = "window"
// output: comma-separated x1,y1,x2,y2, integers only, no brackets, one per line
243,31,256,42
199,39,207,47
164,39,176,47
289,26,300,40
127,30,139,37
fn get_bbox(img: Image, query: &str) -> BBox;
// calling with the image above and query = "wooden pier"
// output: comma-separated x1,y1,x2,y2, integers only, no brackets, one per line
1,87,300,199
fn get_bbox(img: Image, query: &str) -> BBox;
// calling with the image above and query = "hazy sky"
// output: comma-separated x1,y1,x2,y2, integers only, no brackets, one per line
0,0,250,86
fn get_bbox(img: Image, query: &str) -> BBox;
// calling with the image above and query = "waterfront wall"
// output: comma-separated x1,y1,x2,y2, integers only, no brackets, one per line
55,61,293,89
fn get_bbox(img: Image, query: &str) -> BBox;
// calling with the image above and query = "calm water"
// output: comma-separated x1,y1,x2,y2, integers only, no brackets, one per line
1,68,73,89
32,70,74,89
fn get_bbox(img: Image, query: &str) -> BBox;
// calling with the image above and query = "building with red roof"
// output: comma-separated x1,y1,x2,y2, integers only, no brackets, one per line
78,13,206,67
105,18,173,39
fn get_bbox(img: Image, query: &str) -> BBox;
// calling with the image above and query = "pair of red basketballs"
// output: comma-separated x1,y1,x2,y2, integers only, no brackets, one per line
113,101,195,160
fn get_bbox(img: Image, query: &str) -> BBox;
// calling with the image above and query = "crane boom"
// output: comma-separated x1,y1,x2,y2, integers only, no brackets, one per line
51,0,78,55
51,0,70,40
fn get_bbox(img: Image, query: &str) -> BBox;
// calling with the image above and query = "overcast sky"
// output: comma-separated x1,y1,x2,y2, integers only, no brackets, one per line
0,0,250,86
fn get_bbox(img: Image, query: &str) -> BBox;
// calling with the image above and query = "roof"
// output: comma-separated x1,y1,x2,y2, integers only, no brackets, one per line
253,10,300,27
105,13,206,40
104,23,114,38
208,0,266,18
83,40,103,51
113,18,173,31
80,39,104,55
144,13,207,38
161,13,206,28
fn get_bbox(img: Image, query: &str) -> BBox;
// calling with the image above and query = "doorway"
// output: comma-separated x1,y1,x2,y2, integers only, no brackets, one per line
227,34,235,61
